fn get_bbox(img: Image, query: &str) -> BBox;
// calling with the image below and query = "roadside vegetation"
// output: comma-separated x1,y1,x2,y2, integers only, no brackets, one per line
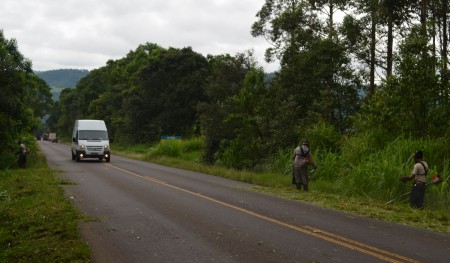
113,137,450,234
1,1,450,260
43,1,449,239
0,141,90,262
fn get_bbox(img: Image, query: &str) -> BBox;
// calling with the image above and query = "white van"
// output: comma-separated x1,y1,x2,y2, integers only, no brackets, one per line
71,120,111,162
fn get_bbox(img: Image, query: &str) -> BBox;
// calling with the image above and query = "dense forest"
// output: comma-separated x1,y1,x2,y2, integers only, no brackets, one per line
1,1,449,207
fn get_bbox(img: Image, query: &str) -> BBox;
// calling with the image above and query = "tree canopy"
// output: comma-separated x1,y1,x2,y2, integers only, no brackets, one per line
0,30,53,168
42,0,450,170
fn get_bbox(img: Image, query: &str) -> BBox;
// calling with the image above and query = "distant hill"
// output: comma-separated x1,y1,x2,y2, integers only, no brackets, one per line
35,69,89,100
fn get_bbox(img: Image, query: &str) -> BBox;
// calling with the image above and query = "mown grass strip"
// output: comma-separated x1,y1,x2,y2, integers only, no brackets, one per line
0,149,90,262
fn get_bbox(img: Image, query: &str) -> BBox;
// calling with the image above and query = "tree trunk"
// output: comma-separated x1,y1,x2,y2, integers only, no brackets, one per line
387,16,393,78
329,1,334,39
442,0,448,109
369,2,377,96
420,0,428,36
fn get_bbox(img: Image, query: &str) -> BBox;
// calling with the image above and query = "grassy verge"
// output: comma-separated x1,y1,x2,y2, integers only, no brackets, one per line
113,139,450,234
0,147,90,262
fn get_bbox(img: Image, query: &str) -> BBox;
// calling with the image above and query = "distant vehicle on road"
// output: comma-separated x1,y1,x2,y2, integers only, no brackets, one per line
71,120,111,162
49,133,58,143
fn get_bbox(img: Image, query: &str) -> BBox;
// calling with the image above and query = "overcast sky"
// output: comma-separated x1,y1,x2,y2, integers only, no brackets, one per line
1,0,279,72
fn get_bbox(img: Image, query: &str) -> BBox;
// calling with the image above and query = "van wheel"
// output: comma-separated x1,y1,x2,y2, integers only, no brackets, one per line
71,151,75,160
76,154,80,162
106,157,110,163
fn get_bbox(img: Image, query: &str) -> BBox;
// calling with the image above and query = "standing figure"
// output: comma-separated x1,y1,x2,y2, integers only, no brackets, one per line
292,139,317,192
16,140,28,168
401,150,428,209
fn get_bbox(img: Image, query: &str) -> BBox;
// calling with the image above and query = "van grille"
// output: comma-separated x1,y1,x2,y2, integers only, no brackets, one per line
87,146,103,152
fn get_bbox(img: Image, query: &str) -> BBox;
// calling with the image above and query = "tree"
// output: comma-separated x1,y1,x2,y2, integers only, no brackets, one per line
0,30,53,168
354,26,444,137
198,53,256,164
379,0,413,78
306,38,361,132
309,0,350,39
252,0,321,66
215,67,268,169
54,88,81,136
125,47,209,142
252,0,360,149
24,74,53,119
347,0,383,96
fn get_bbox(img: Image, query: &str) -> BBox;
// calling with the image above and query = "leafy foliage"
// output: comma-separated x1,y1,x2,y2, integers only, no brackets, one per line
0,30,53,169
197,53,255,163
41,0,449,181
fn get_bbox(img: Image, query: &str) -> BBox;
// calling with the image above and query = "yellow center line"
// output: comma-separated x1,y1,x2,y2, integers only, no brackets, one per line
302,226,418,263
105,163,418,263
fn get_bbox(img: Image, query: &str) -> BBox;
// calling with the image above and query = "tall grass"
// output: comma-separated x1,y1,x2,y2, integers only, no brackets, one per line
145,137,204,162
313,135,450,209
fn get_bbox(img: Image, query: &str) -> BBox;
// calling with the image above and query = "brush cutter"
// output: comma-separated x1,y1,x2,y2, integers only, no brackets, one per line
431,174,443,184
387,174,444,205
385,191,410,205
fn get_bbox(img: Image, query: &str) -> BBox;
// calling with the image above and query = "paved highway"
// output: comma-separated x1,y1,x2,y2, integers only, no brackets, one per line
39,141,450,263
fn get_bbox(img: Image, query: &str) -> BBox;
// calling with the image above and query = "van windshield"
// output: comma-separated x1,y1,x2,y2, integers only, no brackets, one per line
79,130,109,140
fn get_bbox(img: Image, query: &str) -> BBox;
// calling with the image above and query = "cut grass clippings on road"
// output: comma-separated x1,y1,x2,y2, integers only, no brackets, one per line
250,186,450,234
0,150,90,262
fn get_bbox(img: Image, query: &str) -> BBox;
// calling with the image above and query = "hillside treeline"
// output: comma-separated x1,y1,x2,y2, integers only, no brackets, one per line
35,69,89,89
0,30,53,169
48,1,449,171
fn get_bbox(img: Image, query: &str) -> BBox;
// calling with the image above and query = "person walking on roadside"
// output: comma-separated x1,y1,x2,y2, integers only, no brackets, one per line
292,139,317,192
401,150,428,209
16,140,29,168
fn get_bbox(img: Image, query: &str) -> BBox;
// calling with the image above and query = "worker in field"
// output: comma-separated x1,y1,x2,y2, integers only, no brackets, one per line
16,140,29,168
401,150,428,209
292,139,317,192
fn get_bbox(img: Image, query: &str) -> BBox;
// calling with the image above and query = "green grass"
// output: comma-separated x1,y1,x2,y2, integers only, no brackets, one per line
113,137,450,234
0,147,90,262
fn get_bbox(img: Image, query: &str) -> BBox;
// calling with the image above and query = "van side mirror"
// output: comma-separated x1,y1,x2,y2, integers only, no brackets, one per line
72,138,77,143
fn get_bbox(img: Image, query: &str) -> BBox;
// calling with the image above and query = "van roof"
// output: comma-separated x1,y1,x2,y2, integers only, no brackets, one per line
76,120,107,130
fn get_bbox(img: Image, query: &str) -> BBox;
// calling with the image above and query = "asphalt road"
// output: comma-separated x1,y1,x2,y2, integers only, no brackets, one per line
38,141,450,263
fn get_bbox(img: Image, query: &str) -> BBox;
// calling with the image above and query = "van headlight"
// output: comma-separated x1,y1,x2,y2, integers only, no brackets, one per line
104,145,110,150
80,144,85,149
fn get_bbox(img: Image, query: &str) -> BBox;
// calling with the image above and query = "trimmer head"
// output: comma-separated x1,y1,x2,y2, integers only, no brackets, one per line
431,174,443,184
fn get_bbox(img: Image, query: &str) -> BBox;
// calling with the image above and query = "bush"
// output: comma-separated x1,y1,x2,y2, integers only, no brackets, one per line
144,137,205,162
303,120,341,152
146,140,182,158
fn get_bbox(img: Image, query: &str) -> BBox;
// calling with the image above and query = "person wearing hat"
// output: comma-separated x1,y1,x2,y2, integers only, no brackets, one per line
401,151,428,209
292,139,317,192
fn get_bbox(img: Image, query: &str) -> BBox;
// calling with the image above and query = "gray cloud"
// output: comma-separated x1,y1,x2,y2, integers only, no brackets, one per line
1,0,279,72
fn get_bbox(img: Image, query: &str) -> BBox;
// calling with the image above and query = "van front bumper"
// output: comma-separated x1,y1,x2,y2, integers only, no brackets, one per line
77,150,110,159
